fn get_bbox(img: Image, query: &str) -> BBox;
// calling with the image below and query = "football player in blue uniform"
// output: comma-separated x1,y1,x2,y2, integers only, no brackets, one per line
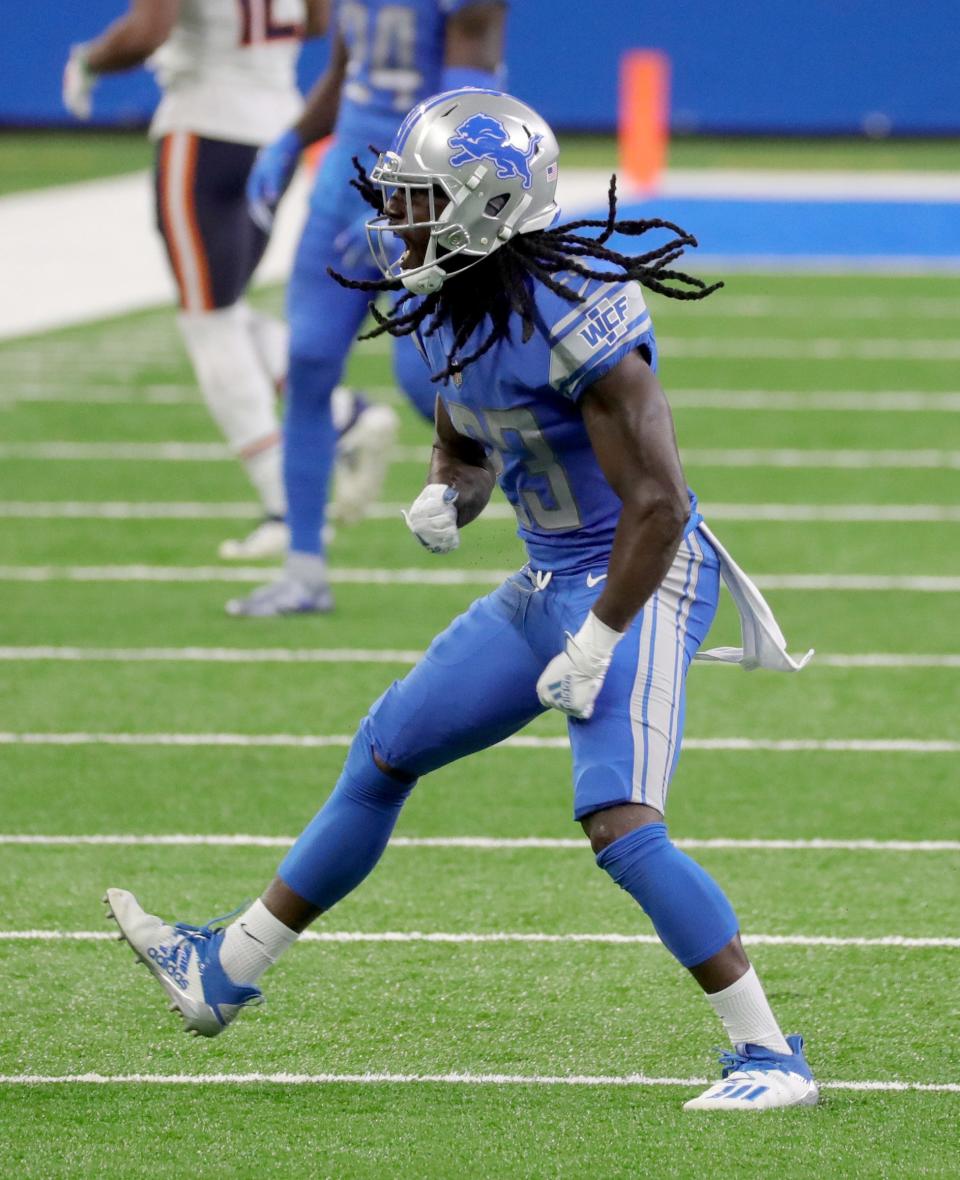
106,90,819,1111
228,0,508,615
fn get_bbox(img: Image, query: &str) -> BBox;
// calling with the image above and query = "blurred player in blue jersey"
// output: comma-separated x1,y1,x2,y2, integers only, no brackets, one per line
63,0,326,560
227,0,508,615
106,90,819,1111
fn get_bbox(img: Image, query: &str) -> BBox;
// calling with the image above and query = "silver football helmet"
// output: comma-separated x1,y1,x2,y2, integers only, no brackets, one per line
366,89,560,295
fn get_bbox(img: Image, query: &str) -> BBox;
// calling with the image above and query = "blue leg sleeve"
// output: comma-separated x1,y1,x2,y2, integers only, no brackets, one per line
283,355,339,556
278,719,415,910
597,823,739,968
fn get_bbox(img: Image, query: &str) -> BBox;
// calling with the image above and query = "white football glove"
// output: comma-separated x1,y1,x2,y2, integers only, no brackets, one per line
63,45,97,120
536,611,624,720
402,483,460,554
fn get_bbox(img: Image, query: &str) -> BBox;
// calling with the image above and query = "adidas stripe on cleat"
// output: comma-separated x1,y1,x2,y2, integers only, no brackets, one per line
104,887,262,1037
683,1034,820,1111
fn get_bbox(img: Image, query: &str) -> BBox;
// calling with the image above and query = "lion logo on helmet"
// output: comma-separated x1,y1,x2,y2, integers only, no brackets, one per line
447,113,542,190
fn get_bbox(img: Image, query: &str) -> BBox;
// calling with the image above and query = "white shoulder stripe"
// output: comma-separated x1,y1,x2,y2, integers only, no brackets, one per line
549,313,653,395
547,278,613,339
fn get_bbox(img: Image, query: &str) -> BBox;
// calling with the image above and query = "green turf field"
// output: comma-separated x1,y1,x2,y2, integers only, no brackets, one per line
2,129,958,195
1,266,959,1176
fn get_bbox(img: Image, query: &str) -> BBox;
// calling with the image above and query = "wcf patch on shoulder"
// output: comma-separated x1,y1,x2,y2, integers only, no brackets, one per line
577,294,632,349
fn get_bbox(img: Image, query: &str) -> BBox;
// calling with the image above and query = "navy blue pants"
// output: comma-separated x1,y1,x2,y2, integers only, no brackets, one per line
154,131,269,312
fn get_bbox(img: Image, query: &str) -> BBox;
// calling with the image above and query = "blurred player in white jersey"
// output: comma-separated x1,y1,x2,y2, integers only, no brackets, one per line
226,0,507,616
63,0,324,558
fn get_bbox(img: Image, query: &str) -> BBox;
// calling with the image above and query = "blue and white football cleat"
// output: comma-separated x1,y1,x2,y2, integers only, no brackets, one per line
225,575,334,617
104,888,262,1037
683,1035,820,1111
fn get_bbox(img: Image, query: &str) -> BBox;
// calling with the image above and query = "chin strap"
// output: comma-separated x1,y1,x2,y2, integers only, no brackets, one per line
402,265,446,295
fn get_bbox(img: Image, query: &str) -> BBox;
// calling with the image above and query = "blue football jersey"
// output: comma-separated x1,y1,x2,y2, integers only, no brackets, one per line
334,0,496,142
420,272,700,573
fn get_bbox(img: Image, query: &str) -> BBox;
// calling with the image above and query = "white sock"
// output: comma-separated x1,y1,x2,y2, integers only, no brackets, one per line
243,306,289,389
331,385,358,433
242,439,286,518
706,966,791,1053
286,550,327,590
177,305,284,514
219,898,299,986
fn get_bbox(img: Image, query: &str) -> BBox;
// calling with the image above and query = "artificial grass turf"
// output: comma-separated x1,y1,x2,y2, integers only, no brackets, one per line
1,221,959,1175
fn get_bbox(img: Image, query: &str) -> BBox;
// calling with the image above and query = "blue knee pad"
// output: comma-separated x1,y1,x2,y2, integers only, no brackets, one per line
596,823,739,968
278,718,416,910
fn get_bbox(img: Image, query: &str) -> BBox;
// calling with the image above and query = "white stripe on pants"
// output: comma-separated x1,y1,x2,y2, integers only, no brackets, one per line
629,534,705,811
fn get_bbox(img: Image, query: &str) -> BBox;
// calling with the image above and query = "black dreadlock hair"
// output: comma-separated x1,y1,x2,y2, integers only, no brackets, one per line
330,157,724,385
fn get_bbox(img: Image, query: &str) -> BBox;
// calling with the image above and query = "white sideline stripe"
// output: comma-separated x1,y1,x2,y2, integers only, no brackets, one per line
1,565,959,592
0,646,957,669
662,336,960,361
0,1071,957,1093
4,500,960,524
2,834,958,853
4,442,960,470
2,930,958,950
0,733,957,753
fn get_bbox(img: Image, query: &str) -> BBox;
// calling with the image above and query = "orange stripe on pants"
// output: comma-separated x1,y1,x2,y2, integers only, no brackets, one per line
159,133,215,312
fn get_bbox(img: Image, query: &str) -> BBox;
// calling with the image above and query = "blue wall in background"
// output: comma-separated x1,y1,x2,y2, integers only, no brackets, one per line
4,1,959,133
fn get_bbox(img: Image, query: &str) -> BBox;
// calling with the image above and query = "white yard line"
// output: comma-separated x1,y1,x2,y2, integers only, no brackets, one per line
667,390,960,412
663,337,960,361
680,449,960,470
815,653,960,668
672,296,960,320
4,441,958,469
0,645,423,663
5,386,960,414
0,564,515,585
1,389,196,408
0,502,259,520
0,1070,957,1093
0,442,234,461
704,504,960,522
1,930,957,949
0,646,957,669
1,565,958,591
3,500,959,524
2,834,957,853
4,337,959,365
0,732,956,753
